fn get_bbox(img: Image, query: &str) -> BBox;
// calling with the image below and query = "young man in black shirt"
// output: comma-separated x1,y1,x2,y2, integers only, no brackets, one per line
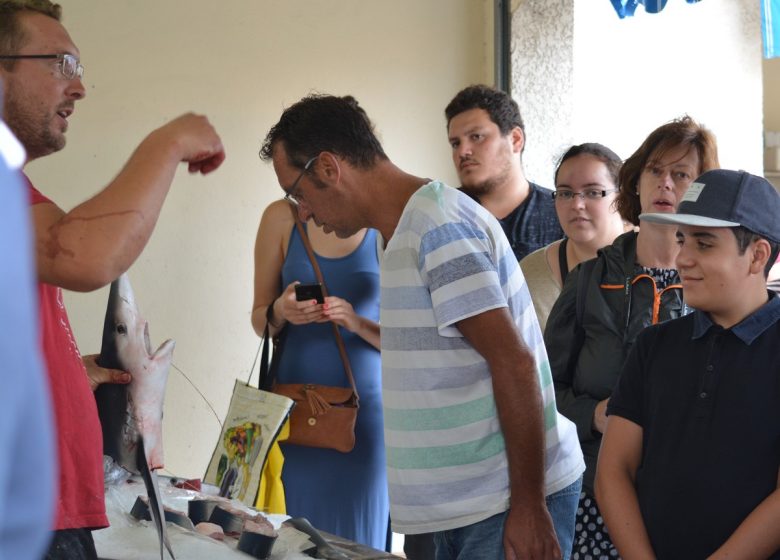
445,85,563,261
595,169,780,559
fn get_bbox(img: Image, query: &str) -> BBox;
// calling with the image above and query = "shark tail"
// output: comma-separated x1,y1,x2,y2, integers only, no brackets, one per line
137,437,175,560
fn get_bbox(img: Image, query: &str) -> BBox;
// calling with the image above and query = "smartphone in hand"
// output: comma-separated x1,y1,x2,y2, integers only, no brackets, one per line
294,283,324,304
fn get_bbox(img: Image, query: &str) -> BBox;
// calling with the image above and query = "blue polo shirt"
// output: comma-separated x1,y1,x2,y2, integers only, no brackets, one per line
0,123,55,560
608,293,780,559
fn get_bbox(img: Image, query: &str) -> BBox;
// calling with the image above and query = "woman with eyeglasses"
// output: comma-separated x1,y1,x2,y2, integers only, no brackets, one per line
251,199,389,551
543,116,719,559
519,143,627,332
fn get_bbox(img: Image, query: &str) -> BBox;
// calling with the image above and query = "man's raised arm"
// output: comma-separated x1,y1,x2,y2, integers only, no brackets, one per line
32,112,224,291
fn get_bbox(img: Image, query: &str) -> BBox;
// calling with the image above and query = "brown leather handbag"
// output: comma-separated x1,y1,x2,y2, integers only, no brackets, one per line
259,209,359,453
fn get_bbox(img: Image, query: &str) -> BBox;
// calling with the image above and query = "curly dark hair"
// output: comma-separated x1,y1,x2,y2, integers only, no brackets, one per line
615,116,719,225
260,94,387,170
554,143,622,187
445,84,525,139
0,1,62,70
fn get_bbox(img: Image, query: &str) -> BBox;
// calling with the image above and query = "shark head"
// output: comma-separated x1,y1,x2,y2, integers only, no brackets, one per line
99,274,151,372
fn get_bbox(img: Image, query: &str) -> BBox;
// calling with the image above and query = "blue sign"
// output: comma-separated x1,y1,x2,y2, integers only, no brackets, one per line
609,0,701,19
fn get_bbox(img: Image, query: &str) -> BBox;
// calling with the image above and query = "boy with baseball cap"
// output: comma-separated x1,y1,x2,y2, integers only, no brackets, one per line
595,169,780,559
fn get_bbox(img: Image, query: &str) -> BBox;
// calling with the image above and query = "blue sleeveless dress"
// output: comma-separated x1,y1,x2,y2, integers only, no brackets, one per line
278,225,389,550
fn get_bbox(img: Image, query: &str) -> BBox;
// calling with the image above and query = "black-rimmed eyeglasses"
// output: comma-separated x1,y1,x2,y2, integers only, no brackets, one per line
552,188,618,202
284,156,318,206
0,53,84,80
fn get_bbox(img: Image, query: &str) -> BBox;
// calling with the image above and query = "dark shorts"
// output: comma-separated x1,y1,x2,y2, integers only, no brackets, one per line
44,528,97,560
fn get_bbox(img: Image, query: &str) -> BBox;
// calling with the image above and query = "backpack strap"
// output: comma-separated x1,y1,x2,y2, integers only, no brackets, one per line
556,257,597,383
575,257,597,329
558,238,570,286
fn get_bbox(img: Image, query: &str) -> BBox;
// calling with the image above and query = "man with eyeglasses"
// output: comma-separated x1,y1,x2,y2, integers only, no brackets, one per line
261,94,584,560
445,85,564,262
0,2,225,558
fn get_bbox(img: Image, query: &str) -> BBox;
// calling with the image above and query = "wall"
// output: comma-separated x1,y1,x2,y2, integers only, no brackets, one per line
26,0,493,478
765,57,780,132
512,0,763,185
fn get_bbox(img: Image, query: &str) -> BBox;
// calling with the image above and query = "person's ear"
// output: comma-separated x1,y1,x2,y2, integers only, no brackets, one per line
317,152,341,184
510,127,525,154
749,238,771,275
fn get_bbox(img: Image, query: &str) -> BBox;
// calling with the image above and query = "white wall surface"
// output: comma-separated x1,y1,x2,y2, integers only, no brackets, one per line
513,0,763,184
25,0,492,478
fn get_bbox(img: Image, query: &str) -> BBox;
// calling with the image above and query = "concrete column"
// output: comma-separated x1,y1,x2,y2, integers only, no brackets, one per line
511,0,574,188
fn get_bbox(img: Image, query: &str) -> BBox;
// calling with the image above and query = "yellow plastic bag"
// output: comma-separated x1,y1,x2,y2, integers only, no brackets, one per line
255,419,289,514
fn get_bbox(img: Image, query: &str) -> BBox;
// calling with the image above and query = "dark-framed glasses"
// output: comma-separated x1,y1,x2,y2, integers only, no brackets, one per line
283,156,318,206
0,53,84,80
552,188,618,202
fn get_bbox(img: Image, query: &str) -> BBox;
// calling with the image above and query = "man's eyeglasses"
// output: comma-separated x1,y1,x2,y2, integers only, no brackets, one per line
284,156,318,206
552,188,618,202
0,53,84,80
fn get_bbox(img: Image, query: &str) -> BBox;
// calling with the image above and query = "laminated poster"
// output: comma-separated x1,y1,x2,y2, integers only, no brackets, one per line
204,380,293,506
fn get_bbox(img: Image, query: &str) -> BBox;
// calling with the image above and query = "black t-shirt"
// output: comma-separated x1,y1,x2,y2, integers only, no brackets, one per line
498,182,564,261
608,294,780,559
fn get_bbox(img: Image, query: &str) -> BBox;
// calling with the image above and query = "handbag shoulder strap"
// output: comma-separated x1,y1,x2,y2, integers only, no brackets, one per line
257,319,273,390
289,204,359,397
255,300,281,391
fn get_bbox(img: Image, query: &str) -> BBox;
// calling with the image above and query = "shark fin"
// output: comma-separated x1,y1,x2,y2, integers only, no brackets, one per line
152,338,176,361
137,437,175,560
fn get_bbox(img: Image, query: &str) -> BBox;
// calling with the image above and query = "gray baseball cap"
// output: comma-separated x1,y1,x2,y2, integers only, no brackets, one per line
639,169,780,244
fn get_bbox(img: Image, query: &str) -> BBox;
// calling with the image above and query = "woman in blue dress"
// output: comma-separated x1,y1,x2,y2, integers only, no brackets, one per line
252,199,389,551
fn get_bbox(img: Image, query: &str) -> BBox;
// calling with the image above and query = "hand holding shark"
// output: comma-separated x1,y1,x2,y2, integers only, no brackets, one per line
82,353,130,392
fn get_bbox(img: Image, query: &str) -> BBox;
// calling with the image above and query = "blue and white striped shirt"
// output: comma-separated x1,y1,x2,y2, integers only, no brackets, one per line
380,181,584,534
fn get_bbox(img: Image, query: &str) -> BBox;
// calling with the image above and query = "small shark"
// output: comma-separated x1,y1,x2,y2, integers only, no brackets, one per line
95,273,176,560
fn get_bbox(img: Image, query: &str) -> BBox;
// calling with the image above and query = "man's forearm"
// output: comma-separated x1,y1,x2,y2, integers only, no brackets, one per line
595,465,655,559
457,308,547,503
493,348,546,506
708,488,780,560
35,131,181,291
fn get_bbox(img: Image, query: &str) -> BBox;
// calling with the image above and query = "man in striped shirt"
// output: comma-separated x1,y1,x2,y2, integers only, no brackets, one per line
262,94,585,560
